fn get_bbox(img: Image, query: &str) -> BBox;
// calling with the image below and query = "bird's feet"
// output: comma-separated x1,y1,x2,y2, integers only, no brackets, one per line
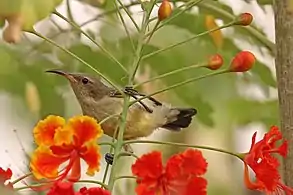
104,144,134,165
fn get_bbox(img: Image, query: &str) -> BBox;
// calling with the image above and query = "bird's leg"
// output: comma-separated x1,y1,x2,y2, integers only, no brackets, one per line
104,144,134,165
125,87,162,106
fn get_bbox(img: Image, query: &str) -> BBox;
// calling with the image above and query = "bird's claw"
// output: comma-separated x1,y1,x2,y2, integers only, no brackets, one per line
105,153,114,165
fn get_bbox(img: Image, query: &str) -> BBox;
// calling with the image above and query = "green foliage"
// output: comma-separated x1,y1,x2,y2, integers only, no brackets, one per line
0,0,276,129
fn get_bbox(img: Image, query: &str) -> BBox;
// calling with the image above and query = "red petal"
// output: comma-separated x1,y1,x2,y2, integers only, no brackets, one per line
47,181,75,195
79,142,101,176
278,140,288,157
50,145,73,157
0,168,12,181
79,187,111,195
68,116,103,146
30,146,68,180
135,183,157,195
184,177,207,195
132,151,163,179
180,149,208,176
165,154,183,179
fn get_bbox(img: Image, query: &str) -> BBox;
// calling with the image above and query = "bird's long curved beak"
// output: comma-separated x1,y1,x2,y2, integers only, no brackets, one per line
45,69,76,82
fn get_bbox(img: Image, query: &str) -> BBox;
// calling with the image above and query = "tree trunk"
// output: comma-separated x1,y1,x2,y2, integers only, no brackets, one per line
274,0,293,187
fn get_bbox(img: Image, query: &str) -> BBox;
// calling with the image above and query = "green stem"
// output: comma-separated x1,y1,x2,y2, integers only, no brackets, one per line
118,152,139,159
11,172,32,185
98,142,115,148
107,95,130,190
145,20,160,45
114,1,136,52
31,30,122,93
130,69,229,105
142,22,235,60
53,11,128,74
77,180,109,189
123,140,242,159
198,1,275,54
114,175,137,181
129,1,156,82
99,114,120,125
116,0,140,31
66,0,75,23
134,62,206,88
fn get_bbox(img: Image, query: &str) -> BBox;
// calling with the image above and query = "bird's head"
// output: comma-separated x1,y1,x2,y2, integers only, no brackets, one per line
46,70,111,102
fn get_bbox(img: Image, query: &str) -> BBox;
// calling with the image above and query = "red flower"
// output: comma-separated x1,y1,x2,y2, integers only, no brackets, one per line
30,115,103,182
229,51,255,72
243,126,293,194
132,149,208,195
0,168,13,188
47,181,111,195
79,187,111,195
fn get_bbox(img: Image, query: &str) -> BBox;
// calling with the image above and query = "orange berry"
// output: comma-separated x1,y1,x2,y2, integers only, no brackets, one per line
229,51,256,72
158,0,172,21
206,54,224,70
234,13,253,26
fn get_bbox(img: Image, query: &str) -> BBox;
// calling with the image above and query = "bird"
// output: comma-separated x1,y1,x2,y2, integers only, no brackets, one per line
46,70,197,152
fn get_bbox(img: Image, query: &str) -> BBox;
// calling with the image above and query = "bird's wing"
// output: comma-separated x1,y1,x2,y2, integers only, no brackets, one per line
109,87,163,113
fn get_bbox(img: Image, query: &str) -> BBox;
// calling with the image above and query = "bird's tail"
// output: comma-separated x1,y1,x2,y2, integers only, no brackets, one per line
162,108,197,131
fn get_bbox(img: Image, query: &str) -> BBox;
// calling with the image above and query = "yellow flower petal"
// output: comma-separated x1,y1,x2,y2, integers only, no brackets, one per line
54,127,73,145
33,115,65,146
30,146,68,180
67,116,103,145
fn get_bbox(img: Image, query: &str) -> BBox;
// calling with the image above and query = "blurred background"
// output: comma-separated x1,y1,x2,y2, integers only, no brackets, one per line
0,0,277,194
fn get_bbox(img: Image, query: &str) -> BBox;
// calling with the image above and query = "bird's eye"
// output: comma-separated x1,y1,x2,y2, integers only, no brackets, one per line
82,77,89,84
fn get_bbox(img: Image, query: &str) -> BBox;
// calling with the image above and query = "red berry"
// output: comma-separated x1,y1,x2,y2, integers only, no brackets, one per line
206,54,224,70
158,0,172,21
234,13,253,26
229,51,256,72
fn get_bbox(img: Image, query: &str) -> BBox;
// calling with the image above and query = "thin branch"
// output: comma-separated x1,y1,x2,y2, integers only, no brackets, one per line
53,10,128,74
142,22,235,60
116,0,140,31
31,30,122,93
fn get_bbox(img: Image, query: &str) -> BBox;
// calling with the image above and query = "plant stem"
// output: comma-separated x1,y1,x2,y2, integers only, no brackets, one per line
134,62,206,88
98,142,115,147
117,152,139,159
31,30,122,93
11,172,32,184
114,1,136,52
77,180,108,189
107,96,130,190
129,0,157,82
142,22,235,60
199,1,275,55
99,114,120,125
130,69,229,105
114,175,137,181
116,0,140,31
107,1,156,190
66,0,75,24
53,11,128,74
123,140,242,159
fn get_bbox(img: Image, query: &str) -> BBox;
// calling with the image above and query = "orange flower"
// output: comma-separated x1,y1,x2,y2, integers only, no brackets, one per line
30,115,103,182
242,126,293,194
132,149,208,195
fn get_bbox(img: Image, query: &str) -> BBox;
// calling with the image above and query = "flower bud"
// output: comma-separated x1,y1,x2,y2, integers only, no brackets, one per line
158,0,172,21
206,54,223,70
234,13,253,26
229,51,256,72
